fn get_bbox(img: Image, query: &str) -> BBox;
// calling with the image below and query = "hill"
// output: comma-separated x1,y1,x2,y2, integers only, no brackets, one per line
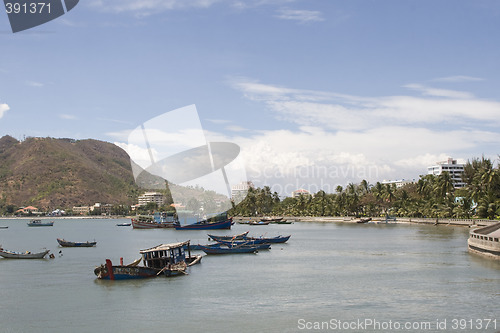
0,136,139,210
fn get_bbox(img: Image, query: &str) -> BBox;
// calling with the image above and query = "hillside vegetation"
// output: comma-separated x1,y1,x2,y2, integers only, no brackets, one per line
0,136,139,210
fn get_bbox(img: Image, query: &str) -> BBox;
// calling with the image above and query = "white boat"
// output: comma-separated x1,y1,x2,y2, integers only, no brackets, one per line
27,219,54,227
0,248,50,259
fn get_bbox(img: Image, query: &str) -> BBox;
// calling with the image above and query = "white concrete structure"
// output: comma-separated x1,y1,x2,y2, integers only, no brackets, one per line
231,181,254,201
138,192,165,206
427,157,465,188
381,179,416,188
292,188,312,198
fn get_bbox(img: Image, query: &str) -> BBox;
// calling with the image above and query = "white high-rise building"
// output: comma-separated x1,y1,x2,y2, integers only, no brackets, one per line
231,181,254,201
427,157,465,188
138,192,165,206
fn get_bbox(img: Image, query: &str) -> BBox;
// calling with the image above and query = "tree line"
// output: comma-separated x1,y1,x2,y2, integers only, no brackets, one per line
229,157,500,219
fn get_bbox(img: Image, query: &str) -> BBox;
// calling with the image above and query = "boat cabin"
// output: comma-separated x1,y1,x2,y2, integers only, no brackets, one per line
140,241,190,269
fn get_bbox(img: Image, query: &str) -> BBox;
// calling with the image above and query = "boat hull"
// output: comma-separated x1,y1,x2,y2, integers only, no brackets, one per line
175,219,232,230
27,221,54,227
131,219,176,229
57,238,97,247
0,249,50,259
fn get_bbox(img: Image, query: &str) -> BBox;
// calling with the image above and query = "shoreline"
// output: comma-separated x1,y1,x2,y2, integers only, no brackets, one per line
233,216,499,227
2,215,498,228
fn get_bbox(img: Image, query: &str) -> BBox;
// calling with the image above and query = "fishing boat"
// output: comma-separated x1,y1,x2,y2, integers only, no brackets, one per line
0,248,50,259
94,241,202,280
175,219,232,230
175,212,232,230
208,233,291,244
245,235,291,244
207,231,249,241
261,217,283,223
197,243,259,255
27,219,54,227
249,221,269,225
210,240,272,250
57,238,97,247
131,213,178,229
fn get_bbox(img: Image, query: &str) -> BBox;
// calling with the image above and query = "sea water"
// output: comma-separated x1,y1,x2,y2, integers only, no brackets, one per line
0,218,498,333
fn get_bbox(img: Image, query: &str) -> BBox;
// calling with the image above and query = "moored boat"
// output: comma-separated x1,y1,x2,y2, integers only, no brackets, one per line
57,238,97,247
208,233,291,244
207,231,249,241
116,223,131,226
175,218,232,230
27,219,54,227
0,248,50,259
131,214,177,229
261,217,283,223
94,241,202,280
197,243,259,255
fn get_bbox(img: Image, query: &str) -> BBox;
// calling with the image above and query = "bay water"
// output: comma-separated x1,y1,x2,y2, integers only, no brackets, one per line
0,218,498,332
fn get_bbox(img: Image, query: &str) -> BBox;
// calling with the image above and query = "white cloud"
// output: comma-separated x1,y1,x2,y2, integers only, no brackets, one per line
59,114,78,120
432,75,484,83
231,78,500,129
275,8,324,23
26,81,44,88
226,78,500,193
403,83,474,99
89,0,222,14
0,103,10,119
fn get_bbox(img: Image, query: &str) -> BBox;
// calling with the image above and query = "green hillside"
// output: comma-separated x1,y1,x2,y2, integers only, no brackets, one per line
0,136,139,210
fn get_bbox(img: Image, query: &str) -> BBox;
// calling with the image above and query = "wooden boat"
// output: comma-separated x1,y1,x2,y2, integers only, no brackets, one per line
175,218,232,230
245,235,291,244
211,240,271,250
131,215,177,229
57,238,97,247
249,221,269,225
356,217,372,224
116,223,131,226
207,231,249,241
94,241,202,280
0,248,50,259
208,233,291,244
197,243,259,255
261,217,283,223
27,219,54,227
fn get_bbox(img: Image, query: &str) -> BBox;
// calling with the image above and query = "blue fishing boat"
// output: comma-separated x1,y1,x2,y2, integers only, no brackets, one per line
198,243,259,255
175,212,232,230
208,234,291,244
245,235,291,244
57,238,97,247
207,231,249,241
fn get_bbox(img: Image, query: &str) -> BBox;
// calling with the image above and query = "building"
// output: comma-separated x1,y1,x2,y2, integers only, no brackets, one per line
72,206,91,215
138,192,165,206
427,157,465,188
292,189,312,198
381,179,416,189
231,181,254,202
15,206,41,215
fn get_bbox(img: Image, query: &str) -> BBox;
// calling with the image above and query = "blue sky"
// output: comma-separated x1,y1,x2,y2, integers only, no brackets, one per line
1,0,500,195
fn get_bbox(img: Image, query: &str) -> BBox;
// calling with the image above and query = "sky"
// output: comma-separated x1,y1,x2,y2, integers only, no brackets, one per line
1,0,500,197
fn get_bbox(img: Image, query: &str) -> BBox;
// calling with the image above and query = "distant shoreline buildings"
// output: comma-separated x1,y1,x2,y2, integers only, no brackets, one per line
427,157,465,188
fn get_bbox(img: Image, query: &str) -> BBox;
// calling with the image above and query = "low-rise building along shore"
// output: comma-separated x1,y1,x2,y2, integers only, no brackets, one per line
468,222,500,260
